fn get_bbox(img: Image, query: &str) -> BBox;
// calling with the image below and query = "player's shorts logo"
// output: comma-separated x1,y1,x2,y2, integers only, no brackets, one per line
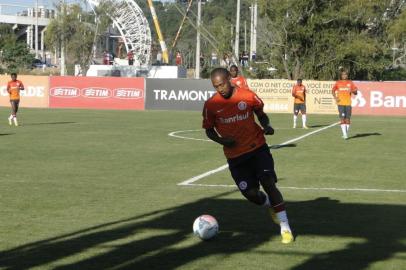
238,101,247,111
238,181,248,190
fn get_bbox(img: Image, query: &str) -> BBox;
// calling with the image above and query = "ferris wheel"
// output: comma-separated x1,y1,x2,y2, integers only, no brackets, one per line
87,0,152,65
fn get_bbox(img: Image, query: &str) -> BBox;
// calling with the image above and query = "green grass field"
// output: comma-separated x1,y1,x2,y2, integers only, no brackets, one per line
0,107,405,270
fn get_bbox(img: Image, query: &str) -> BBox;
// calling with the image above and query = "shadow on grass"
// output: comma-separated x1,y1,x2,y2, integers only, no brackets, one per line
0,133,14,136
270,143,297,149
23,122,77,126
0,195,404,270
347,132,382,140
308,124,329,128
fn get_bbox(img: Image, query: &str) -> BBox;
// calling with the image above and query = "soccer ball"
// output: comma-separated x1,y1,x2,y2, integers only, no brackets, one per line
193,214,219,240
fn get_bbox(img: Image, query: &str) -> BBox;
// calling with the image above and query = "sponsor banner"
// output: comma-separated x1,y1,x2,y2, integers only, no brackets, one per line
145,79,215,111
0,75,49,108
352,82,406,116
248,79,337,114
49,76,145,110
248,79,406,116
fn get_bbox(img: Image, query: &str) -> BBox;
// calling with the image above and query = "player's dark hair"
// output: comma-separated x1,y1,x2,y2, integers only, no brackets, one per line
11,72,17,77
297,78,302,82
211,67,230,78
229,64,238,71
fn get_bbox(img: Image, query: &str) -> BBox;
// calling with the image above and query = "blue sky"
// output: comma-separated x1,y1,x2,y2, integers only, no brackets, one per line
0,0,175,14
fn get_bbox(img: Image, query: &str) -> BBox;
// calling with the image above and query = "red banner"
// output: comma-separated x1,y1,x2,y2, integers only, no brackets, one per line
353,82,406,116
49,76,145,110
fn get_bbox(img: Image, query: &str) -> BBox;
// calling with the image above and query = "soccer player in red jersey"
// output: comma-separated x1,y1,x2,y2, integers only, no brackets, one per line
291,79,308,129
332,70,358,139
229,65,249,89
6,73,25,126
202,68,294,244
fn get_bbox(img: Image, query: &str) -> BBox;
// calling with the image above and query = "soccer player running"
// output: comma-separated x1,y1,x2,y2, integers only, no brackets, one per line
6,73,25,126
229,65,249,89
202,68,294,244
291,79,308,129
332,70,358,139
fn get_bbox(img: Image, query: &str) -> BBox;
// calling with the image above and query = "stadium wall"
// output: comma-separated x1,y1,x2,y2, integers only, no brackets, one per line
0,75,49,108
248,79,406,116
0,76,404,116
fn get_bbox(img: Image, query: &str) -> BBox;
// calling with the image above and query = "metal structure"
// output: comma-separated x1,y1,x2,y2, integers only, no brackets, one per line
87,0,152,65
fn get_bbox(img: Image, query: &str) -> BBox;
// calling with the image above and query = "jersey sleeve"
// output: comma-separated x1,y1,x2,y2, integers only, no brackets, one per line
202,101,215,129
252,92,264,112
6,82,11,92
350,81,358,92
292,86,296,97
332,83,338,94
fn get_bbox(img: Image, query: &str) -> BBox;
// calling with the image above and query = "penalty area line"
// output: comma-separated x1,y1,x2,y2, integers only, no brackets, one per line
181,183,406,193
177,122,339,186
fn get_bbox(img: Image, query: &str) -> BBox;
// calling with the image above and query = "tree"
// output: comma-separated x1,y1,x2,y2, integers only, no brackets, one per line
45,1,112,75
0,24,34,73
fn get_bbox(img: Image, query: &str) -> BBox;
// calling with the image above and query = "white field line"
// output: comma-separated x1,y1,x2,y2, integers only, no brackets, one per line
180,183,406,193
168,128,294,142
177,122,339,186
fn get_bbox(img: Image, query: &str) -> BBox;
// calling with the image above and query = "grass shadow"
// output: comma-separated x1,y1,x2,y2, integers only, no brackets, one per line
0,133,14,136
270,143,297,149
348,132,382,140
0,195,404,270
22,121,77,126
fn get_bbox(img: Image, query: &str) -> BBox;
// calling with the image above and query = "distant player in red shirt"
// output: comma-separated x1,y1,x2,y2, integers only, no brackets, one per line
6,73,24,126
229,65,249,89
332,70,358,139
203,68,294,244
291,79,308,129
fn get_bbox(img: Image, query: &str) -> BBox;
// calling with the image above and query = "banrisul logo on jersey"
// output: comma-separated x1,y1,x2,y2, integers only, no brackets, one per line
146,79,215,111
49,76,145,110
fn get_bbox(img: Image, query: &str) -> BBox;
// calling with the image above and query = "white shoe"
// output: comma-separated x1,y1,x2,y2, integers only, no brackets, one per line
8,117,12,126
13,118,18,126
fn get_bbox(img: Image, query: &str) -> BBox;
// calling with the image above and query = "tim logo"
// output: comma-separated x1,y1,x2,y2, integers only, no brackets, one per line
352,90,367,107
114,88,143,99
82,88,111,98
50,87,80,98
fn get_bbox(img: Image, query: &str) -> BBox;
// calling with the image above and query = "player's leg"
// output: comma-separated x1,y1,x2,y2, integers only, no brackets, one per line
345,106,352,136
301,104,308,129
9,100,18,126
255,147,294,243
293,104,299,128
338,105,347,139
13,100,20,126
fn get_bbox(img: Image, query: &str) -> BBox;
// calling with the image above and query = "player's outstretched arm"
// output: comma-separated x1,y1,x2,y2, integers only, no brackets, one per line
255,110,274,135
205,128,236,147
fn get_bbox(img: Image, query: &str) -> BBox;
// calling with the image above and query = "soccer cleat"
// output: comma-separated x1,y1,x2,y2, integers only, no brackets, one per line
342,135,348,140
13,118,18,126
8,118,12,126
292,125,296,129
303,125,309,129
281,230,294,244
268,208,280,225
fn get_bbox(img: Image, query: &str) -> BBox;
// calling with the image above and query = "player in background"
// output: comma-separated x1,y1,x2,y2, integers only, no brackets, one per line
291,79,308,129
332,70,358,139
202,68,294,244
6,73,25,126
229,65,249,89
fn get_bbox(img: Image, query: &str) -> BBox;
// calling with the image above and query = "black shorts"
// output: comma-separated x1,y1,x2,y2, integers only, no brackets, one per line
227,144,277,192
294,103,306,114
338,105,352,119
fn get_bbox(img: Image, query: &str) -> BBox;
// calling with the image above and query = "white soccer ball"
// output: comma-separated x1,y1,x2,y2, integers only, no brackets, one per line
193,214,219,240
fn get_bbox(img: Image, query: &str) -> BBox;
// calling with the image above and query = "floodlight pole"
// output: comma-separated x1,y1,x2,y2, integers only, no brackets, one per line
195,0,201,79
35,0,39,59
234,0,240,61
